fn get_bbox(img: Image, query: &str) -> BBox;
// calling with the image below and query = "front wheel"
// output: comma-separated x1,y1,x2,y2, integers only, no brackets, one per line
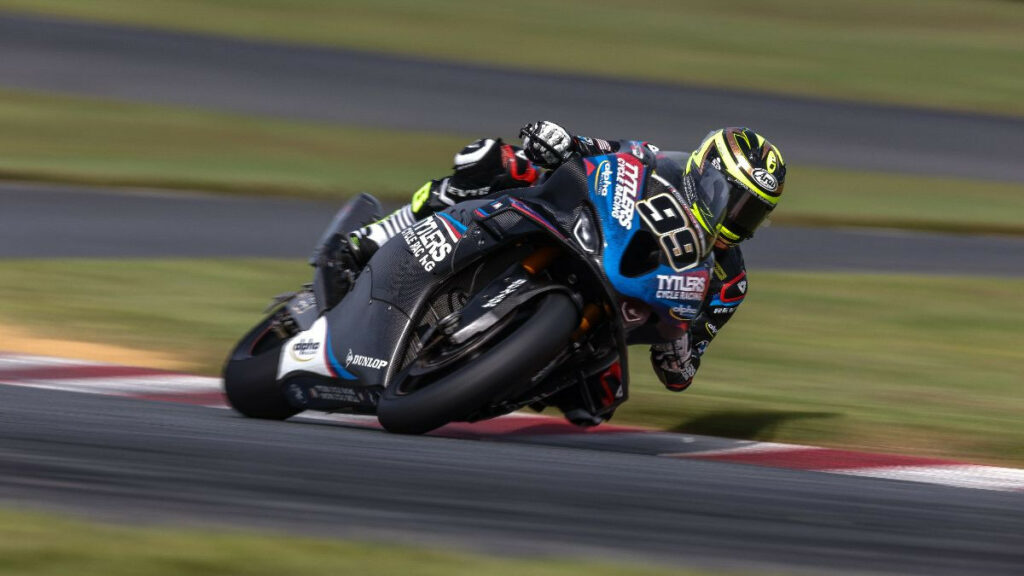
377,292,579,434
223,317,300,420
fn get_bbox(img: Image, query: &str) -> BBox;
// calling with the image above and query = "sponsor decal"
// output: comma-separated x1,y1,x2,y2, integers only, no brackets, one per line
752,168,778,192
288,338,320,362
695,340,709,355
402,216,454,272
309,384,361,403
596,138,612,152
656,274,707,301
705,322,719,336
447,184,492,198
345,348,389,370
645,142,660,153
669,303,699,322
594,160,613,197
738,280,747,294
482,278,527,309
612,156,642,229
620,301,647,324
713,307,736,315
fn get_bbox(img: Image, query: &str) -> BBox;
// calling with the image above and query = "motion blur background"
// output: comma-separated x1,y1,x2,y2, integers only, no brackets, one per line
1,1,1022,574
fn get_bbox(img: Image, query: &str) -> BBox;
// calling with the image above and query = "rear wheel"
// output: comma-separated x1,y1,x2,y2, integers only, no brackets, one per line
377,292,579,434
223,317,300,420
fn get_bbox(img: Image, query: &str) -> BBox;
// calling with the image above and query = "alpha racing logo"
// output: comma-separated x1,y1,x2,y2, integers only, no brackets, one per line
345,349,388,370
612,156,642,229
656,274,707,301
288,338,320,362
594,160,613,197
403,216,454,272
669,303,699,322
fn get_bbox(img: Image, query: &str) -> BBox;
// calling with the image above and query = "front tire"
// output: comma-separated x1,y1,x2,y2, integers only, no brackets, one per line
223,317,300,420
377,292,579,434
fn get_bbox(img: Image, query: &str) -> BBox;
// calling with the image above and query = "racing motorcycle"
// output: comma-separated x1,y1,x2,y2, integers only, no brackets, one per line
224,147,723,434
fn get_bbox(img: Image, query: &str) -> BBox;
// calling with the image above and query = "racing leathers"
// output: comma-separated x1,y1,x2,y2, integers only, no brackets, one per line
345,123,750,395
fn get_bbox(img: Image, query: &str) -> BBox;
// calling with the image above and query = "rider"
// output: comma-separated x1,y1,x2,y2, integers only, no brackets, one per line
323,121,786,399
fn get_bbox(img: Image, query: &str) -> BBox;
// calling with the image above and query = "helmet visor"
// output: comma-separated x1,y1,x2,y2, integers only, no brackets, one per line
723,187,773,241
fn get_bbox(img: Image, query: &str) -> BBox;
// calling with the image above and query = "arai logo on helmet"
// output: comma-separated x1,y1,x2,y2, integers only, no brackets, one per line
752,168,778,192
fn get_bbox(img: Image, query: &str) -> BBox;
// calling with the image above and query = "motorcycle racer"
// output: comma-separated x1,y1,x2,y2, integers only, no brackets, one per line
323,121,786,403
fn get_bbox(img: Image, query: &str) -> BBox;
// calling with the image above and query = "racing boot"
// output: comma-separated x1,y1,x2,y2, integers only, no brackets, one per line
315,232,378,309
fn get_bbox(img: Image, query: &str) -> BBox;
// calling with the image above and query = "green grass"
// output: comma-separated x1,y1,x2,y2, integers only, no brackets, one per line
0,509,709,576
0,89,469,200
3,89,1024,234
0,259,1020,465
1,0,1023,116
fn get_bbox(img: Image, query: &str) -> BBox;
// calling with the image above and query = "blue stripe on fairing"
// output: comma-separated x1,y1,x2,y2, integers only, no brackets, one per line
325,330,357,380
438,212,467,233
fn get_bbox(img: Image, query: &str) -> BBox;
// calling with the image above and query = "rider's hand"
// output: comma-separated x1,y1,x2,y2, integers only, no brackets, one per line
520,121,576,168
448,138,538,196
650,336,701,392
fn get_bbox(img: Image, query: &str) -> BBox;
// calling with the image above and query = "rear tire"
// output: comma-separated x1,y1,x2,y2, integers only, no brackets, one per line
377,292,579,434
223,318,300,420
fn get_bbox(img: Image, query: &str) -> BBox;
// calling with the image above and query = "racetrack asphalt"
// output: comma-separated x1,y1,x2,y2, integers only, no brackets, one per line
3,181,1023,276
2,12,1024,183
3,14,1024,574
2,385,1023,575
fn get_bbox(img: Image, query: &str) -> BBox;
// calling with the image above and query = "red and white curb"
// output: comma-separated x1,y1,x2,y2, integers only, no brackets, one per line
2,352,1023,493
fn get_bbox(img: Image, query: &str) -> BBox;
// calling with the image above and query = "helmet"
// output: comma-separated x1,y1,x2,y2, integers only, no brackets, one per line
686,127,786,245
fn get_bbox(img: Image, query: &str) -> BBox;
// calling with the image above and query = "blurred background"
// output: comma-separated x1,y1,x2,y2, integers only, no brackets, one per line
1,1,1022,574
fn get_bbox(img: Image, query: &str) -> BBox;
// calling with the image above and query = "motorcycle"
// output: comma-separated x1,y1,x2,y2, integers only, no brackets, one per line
223,147,723,434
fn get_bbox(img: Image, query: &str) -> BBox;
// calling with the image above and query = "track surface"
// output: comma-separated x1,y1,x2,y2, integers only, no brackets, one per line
2,385,1023,575
4,182,1022,276
2,13,1024,182
3,14,1023,575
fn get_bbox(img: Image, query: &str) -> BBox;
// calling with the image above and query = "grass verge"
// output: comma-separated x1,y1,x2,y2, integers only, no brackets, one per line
0,259,1020,466
1,0,1022,116
0,89,468,200
3,89,1024,235
0,509,705,576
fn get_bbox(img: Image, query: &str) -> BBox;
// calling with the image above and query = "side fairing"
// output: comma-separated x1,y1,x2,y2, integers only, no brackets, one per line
277,212,466,388
583,151,713,328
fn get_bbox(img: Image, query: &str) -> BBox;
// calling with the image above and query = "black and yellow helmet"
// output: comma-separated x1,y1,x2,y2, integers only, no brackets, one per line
686,127,786,245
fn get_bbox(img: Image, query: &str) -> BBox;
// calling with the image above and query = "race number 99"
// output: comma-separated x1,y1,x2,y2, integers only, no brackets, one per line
636,193,702,272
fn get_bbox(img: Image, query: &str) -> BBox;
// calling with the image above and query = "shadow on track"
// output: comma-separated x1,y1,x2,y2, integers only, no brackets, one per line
671,410,839,441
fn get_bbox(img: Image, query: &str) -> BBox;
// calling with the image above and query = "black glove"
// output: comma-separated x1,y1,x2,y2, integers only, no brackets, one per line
447,138,537,197
520,121,576,168
650,335,701,392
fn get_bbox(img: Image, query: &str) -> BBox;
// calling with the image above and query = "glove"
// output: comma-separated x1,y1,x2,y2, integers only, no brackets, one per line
650,335,701,392
520,121,576,168
448,138,538,197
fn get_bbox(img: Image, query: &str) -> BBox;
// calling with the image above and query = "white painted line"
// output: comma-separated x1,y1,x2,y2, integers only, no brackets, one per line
835,465,1024,493
0,375,221,396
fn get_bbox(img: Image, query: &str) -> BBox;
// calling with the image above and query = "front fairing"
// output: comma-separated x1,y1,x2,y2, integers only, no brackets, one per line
582,150,714,329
